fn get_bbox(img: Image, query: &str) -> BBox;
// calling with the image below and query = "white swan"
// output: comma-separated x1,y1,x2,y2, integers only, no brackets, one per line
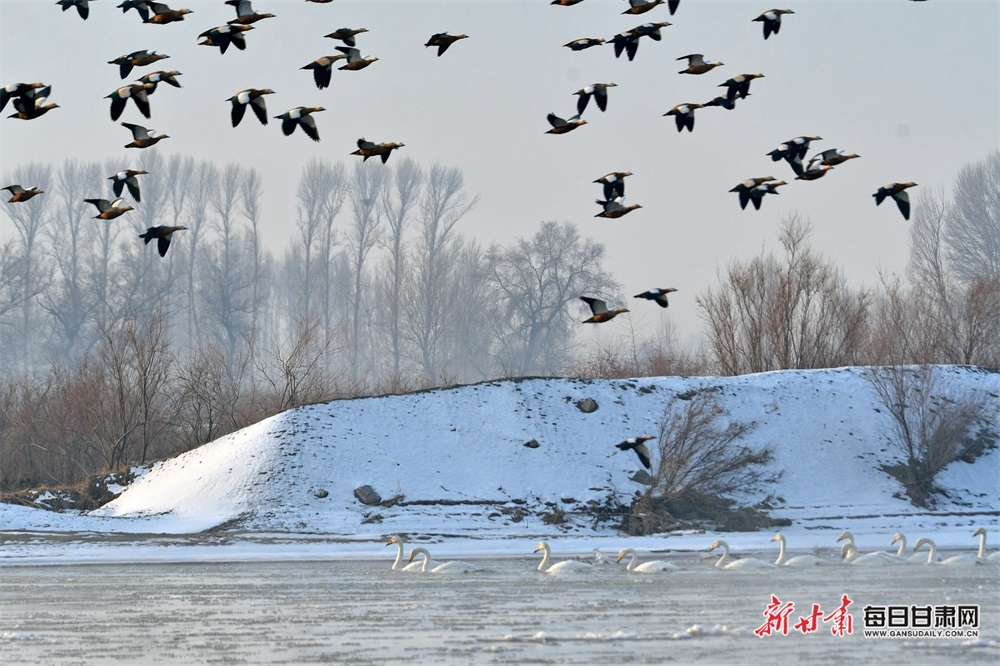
913,537,980,566
974,528,1000,562
709,539,776,570
534,541,593,574
407,547,478,574
841,542,899,566
387,535,437,572
837,531,897,562
891,532,939,563
617,548,680,573
771,533,828,566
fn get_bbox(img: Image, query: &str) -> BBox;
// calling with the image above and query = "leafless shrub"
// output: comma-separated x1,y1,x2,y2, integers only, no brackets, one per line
698,214,870,375
865,365,994,507
624,392,779,535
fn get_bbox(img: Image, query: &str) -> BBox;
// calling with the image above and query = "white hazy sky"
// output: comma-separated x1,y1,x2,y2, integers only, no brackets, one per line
1,0,998,345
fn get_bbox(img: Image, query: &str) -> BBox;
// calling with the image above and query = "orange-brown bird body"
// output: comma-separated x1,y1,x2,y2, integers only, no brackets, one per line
3,185,44,203
581,296,629,323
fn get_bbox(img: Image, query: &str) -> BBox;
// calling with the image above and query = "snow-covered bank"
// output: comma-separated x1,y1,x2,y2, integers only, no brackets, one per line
2,366,998,563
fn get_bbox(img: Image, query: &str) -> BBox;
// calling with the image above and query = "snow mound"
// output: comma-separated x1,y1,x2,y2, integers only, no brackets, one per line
78,366,1000,538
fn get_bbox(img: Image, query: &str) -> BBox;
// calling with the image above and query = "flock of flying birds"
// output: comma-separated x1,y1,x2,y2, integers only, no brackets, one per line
4,1,919,293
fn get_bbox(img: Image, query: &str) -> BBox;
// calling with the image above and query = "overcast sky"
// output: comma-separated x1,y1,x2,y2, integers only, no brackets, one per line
1,0,997,346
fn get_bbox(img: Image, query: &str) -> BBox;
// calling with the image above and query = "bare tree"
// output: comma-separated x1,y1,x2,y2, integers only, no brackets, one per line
239,167,267,347
345,161,387,386
377,157,423,385
622,390,776,535
865,365,991,507
293,159,345,324
404,164,478,383
201,163,254,365
1,163,52,371
945,151,1000,287
180,161,218,346
95,306,176,469
698,215,869,374
485,221,618,376
901,160,1000,366
40,159,102,362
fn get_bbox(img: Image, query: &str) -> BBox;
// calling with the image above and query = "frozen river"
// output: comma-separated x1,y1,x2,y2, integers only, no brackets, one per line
1,553,997,665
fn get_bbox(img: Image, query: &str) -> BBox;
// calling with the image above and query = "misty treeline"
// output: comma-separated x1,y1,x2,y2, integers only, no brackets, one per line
0,151,997,492
0,153,622,490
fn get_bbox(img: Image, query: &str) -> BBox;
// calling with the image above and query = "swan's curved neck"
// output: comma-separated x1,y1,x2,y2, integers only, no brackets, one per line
916,538,937,564
537,544,551,572
391,539,404,571
714,542,731,568
978,531,987,559
774,536,786,565
622,549,638,571
843,543,857,562
411,547,431,572
895,534,906,557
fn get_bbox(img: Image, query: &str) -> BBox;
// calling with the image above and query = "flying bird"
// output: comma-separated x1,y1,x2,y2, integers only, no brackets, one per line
634,287,677,308
138,70,183,93
794,164,833,181
747,180,787,210
144,3,192,24
1,82,47,113
632,21,671,39
807,148,860,169
118,0,153,21
3,185,44,203
564,37,605,51
729,177,777,210
719,73,763,101
301,56,347,89
580,296,629,323
594,171,631,200
56,0,91,20
623,0,665,15
227,88,274,126
325,27,368,46
275,106,325,141
768,136,822,175
106,83,154,121
425,33,469,56
873,182,918,220
663,102,702,132
139,225,187,257
545,112,586,134
122,122,169,148
608,31,642,61
753,9,794,40
84,197,134,220
8,94,59,120
677,53,723,75
352,138,405,163
574,82,616,114
108,169,148,202
226,0,275,24
199,24,254,54
595,197,642,219
615,436,655,470
336,46,378,70
109,50,169,79
702,95,743,111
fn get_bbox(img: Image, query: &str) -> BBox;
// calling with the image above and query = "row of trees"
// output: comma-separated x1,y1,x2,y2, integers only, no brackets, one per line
0,151,997,493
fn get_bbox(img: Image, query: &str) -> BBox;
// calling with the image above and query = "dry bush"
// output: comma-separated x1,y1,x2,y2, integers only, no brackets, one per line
698,214,870,375
865,365,995,507
624,391,780,535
